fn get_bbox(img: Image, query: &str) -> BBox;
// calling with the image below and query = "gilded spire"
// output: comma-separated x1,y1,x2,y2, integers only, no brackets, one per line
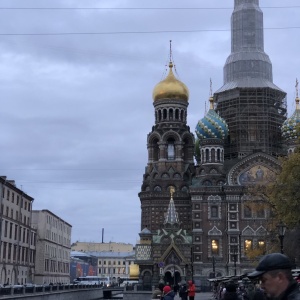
164,187,179,225
152,41,189,102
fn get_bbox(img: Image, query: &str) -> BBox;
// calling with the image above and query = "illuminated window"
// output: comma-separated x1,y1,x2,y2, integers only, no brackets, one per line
244,239,252,253
258,240,266,252
211,239,219,255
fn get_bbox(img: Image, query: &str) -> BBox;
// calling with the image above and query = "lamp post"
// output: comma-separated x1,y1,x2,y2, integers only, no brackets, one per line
212,256,215,278
190,247,194,281
233,247,237,276
211,239,218,278
277,221,287,254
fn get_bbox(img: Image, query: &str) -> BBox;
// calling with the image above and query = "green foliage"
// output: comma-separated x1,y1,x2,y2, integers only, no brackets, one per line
267,151,300,228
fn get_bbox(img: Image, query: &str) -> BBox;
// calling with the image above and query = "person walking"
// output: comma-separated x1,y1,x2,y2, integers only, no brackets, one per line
152,282,164,299
223,283,242,300
187,280,196,300
248,253,300,300
179,281,188,300
162,285,175,300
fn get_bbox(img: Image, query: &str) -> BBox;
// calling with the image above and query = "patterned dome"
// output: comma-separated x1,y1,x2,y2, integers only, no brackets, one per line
195,97,229,140
282,97,300,141
153,62,189,102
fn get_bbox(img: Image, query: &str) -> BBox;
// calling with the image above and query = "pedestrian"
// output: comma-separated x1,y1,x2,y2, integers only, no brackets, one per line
248,253,300,300
179,281,188,300
173,283,179,295
152,283,163,300
187,280,196,300
223,283,242,300
162,285,175,300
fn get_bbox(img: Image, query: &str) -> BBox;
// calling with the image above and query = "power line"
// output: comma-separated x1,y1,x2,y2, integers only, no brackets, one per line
0,6,299,10
0,27,300,36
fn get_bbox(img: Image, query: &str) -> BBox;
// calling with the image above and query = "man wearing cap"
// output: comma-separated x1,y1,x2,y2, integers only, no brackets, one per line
248,253,300,300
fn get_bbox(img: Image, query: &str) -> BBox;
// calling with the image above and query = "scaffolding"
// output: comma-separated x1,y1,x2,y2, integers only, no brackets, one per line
215,87,287,160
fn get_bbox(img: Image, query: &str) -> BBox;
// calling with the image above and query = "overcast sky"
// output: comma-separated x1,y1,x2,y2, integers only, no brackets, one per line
0,0,299,246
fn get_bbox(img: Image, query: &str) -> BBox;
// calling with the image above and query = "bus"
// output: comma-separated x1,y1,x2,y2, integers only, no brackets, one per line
74,276,110,286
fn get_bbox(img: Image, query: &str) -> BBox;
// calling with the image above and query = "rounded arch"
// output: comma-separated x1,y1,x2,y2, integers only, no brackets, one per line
153,185,162,192
162,131,181,143
148,132,162,144
141,268,153,276
152,173,158,179
181,132,194,144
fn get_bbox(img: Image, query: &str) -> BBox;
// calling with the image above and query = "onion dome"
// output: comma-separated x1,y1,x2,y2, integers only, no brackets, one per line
152,62,189,102
195,96,229,140
282,96,300,141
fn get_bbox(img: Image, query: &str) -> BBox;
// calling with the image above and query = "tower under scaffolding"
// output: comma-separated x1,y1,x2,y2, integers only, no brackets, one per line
214,0,287,160
215,87,287,160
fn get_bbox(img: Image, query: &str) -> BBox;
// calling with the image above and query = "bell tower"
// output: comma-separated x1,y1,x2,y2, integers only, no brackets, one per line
215,0,287,160
139,42,195,233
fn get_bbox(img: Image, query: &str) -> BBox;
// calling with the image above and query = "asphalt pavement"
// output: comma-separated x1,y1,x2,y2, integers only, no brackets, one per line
173,292,214,300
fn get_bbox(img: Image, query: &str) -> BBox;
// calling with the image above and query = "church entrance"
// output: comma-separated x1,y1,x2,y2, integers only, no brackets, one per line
164,270,181,287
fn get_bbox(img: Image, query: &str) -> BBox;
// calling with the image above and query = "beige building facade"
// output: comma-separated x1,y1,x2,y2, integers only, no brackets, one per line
31,210,72,284
71,241,133,253
0,176,36,285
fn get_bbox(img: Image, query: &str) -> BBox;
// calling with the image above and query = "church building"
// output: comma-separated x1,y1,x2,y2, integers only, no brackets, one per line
135,0,300,289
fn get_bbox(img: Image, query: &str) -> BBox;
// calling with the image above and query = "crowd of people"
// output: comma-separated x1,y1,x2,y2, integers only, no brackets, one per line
151,279,196,300
213,253,300,300
152,253,300,300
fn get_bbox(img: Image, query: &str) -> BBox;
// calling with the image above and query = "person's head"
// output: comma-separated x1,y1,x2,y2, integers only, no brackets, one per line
248,253,293,298
226,283,237,293
163,285,171,294
188,280,193,285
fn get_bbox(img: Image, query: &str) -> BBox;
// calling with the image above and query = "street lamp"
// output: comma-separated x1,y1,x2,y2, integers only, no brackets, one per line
211,240,219,278
277,221,287,254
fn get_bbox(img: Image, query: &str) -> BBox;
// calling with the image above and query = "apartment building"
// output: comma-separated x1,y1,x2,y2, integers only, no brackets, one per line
0,176,36,285
31,210,72,284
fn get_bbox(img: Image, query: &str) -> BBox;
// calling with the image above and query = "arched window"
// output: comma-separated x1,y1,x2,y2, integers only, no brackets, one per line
169,108,173,120
167,139,175,160
158,110,162,122
152,138,159,161
205,149,209,162
175,109,179,120
217,149,221,161
163,109,167,119
211,148,215,162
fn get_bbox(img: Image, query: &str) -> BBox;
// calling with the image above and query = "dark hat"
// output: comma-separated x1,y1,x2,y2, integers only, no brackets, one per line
248,253,292,278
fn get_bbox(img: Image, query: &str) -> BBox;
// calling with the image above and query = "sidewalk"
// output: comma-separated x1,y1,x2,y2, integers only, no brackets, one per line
173,292,214,300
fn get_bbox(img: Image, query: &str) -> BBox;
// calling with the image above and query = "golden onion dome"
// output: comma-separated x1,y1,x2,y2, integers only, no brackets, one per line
152,62,189,102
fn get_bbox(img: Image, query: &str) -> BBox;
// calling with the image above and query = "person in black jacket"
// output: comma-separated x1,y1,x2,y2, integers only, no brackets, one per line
248,253,300,300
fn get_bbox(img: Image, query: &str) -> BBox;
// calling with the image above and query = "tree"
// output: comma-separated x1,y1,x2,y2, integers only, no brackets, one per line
267,153,300,228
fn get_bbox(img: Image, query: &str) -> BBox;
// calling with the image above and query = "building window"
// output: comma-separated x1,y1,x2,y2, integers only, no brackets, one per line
211,239,219,255
167,141,175,160
244,205,252,218
258,240,266,252
244,239,252,253
257,208,265,218
211,206,218,218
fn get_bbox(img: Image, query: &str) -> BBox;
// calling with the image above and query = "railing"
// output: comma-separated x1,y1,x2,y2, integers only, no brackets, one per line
0,283,102,297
